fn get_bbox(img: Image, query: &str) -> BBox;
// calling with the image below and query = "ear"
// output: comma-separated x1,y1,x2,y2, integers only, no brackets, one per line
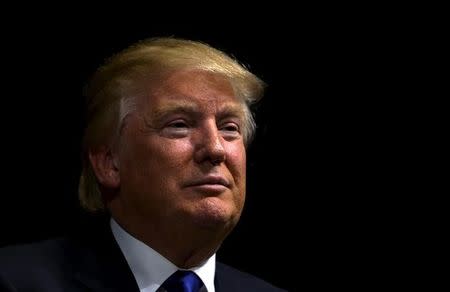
88,146,120,189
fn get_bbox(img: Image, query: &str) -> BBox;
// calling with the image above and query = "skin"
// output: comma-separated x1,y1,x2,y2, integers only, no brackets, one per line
90,69,247,268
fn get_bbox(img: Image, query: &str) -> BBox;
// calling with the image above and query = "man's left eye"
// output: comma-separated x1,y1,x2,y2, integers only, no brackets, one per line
221,123,240,133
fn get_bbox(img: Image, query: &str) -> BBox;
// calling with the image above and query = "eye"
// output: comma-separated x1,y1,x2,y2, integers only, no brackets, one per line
168,120,188,128
221,123,240,132
161,119,190,137
220,122,241,139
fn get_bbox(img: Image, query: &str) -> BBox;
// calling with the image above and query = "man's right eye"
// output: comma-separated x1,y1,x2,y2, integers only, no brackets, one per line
167,121,188,128
161,120,190,137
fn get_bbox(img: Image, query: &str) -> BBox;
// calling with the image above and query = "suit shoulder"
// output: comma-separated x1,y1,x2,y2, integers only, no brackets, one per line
0,238,75,275
216,262,287,291
0,238,79,290
0,238,68,262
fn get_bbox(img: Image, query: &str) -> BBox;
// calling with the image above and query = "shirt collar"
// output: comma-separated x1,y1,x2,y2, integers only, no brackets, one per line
110,218,216,292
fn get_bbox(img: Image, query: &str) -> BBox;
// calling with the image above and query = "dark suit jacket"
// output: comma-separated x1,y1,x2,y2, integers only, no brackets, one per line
0,224,286,292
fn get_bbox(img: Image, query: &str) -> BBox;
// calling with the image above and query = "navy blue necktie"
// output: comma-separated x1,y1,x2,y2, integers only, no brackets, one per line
160,270,204,292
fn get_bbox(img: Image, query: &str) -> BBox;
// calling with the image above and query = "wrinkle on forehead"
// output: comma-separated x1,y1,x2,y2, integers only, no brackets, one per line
140,69,244,118
147,69,238,100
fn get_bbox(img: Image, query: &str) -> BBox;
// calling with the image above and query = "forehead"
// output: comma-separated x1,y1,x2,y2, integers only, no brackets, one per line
143,70,242,109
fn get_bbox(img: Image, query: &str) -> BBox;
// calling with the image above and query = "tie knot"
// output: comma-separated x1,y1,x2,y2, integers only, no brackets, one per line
160,270,204,292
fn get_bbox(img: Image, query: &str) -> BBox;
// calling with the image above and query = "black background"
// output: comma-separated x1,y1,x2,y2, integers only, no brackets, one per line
0,14,421,291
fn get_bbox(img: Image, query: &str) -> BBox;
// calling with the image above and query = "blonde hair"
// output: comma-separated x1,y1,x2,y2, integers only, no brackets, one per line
79,37,266,212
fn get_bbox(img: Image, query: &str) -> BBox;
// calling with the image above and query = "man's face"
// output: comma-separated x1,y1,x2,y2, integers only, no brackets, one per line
114,70,247,232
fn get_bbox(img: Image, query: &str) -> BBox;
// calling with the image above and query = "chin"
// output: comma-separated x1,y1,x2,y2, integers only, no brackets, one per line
193,197,242,229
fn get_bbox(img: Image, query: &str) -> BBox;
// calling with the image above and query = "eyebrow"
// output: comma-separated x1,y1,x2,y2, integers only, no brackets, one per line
150,101,200,123
149,100,246,123
216,104,246,121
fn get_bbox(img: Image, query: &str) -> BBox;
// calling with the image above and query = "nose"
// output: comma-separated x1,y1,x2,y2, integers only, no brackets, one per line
194,122,226,165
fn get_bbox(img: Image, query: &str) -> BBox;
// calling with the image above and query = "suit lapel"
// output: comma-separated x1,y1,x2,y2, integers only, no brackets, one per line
71,219,140,292
215,263,242,292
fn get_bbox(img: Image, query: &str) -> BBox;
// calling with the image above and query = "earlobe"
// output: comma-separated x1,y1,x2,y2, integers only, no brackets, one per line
88,146,120,189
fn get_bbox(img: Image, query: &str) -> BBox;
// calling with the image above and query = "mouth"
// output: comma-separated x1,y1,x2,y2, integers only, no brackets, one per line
184,176,230,193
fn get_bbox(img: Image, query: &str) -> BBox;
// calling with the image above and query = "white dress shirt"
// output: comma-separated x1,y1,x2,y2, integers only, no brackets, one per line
111,218,216,292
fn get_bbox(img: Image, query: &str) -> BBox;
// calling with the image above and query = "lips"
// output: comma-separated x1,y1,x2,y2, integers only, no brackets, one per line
185,176,230,188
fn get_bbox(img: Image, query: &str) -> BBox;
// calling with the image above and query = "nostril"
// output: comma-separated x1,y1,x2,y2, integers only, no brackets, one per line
210,154,226,165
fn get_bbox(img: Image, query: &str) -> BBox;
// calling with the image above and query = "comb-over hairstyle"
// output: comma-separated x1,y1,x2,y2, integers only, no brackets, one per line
79,37,266,212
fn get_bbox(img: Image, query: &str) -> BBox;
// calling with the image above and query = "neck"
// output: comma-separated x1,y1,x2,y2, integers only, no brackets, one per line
111,214,231,268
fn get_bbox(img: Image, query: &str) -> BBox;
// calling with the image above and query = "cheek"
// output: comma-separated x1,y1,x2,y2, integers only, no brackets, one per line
121,137,193,184
139,140,194,187
154,140,193,167
226,144,246,181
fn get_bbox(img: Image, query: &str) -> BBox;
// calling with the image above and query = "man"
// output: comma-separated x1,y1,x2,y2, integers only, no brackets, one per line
0,37,286,291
